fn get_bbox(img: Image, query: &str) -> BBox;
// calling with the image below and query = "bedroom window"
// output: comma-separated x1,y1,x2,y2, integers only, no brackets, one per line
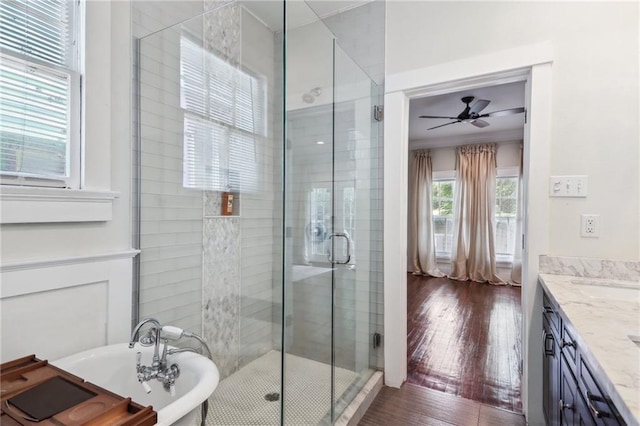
432,179,455,258
0,0,82,188
495,176,519,259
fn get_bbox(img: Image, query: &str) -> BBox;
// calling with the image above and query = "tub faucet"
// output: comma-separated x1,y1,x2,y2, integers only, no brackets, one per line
129,318,180,394
129,318,163,368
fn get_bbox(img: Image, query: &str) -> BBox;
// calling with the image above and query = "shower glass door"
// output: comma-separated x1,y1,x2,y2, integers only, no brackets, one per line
331,43,378,420
283,3,335,423
283,2,378,422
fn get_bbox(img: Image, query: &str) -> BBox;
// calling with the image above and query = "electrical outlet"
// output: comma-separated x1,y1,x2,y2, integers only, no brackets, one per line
581,214,599,238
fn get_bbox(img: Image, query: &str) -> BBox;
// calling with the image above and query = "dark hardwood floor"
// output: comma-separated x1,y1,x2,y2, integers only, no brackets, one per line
407,274,522,412
358,382,526,426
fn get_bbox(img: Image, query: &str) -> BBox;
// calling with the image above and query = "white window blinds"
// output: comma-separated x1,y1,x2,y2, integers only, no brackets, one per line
0,0,79,183
1,0,76,67
180,36,265,192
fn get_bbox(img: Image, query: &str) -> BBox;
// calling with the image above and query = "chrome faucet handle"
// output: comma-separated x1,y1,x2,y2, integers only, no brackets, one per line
136,352,142,370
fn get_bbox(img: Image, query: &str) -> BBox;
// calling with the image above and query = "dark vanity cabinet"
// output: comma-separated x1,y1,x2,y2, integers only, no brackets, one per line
542,290,626,426
543,301,561,426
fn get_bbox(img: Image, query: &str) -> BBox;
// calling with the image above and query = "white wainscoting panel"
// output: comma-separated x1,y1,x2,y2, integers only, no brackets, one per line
0,251,137,362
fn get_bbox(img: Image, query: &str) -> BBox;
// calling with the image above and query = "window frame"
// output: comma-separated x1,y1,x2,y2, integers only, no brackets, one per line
0,0,83,189
0,52,81,189
0,0,122,224
495,167,520,264
431,170,456,261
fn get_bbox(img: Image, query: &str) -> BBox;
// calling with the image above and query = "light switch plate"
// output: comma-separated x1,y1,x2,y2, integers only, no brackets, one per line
549,175,588,197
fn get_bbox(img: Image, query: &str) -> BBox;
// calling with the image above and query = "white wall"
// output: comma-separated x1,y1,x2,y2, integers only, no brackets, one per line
423,140,521,171
0,2,132,263
386,2,637,424
0,2,134,361
388,1,639,261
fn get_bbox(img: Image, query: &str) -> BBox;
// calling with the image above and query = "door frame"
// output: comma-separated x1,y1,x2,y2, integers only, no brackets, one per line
382,41,553,423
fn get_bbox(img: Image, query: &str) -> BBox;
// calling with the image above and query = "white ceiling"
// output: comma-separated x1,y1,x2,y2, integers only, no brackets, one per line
409,81,526,148
240,0,372,32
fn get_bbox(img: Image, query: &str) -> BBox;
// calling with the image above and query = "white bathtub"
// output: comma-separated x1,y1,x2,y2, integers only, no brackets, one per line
53,343,219,426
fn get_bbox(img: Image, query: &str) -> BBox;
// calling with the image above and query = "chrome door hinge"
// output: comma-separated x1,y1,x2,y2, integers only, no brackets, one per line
373,332,382,348
374,105,384,122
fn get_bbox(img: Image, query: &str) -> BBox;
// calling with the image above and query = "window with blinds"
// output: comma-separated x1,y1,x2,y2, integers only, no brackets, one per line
180,36,266,192
0,0,81,185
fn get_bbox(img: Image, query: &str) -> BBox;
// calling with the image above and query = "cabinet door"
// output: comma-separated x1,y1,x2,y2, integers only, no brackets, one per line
543,317,561,425
560,354,596,426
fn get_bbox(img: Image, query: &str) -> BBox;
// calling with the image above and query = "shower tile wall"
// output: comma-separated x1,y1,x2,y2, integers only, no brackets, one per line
135,1,282,379
238,8,281,372
135,0,205,334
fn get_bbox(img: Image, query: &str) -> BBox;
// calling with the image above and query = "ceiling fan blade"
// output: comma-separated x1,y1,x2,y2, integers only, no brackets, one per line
428,120,461,130
469,99,490,114
420,115,459,120
471,119,490,128
480,107,525,118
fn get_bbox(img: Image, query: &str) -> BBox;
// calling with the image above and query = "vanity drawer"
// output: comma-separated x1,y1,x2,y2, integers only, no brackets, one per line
543,293,561,335
561,324,578,369
579,359,625,425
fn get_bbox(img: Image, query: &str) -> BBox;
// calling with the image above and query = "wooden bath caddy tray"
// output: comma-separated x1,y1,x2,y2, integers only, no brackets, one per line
0,355,157,425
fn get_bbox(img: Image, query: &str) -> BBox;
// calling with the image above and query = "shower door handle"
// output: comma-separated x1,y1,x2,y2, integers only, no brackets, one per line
327,233,351,265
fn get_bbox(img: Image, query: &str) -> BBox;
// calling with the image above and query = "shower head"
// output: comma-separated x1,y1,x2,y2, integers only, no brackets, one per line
302,87,322,104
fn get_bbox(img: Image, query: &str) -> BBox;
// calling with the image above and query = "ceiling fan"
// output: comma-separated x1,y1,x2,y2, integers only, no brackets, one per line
419,96,525,130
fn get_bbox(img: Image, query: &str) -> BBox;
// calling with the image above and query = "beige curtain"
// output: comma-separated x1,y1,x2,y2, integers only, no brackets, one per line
509,144,524,286
450,144,503,284
410,150,444,277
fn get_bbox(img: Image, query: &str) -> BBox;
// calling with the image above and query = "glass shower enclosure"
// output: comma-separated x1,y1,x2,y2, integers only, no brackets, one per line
135,1,382,424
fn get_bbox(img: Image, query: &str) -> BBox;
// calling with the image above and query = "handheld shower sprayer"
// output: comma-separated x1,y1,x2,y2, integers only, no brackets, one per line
161,326,213,360
160,325,185,340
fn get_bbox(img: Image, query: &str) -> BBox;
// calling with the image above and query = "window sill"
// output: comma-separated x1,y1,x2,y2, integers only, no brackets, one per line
436,255,514,268
0,187,119,224
496,256,514,268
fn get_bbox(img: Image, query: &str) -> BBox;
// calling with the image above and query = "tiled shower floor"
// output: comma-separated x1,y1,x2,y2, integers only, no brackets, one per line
206,350,357,425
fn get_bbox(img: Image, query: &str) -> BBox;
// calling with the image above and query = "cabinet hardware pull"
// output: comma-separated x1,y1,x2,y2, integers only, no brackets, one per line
586,392,609,418
543,306,554,314
544,331,555,357
560,339,575,349
559,399,573,410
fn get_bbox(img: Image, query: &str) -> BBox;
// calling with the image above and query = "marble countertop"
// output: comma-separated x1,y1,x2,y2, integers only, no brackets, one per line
539,273,640,426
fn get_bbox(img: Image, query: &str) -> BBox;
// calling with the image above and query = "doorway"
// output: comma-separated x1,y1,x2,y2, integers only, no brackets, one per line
405,83,526,412
382,42,553,423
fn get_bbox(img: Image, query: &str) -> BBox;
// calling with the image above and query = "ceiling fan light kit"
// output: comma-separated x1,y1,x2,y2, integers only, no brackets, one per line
419,96,525,131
